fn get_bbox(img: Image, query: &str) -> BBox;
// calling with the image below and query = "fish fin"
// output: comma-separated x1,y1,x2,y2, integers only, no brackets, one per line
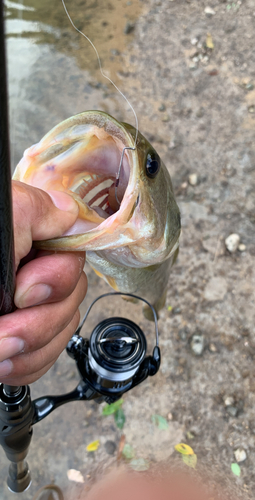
172,247,179,265
91,267,105,280
90,267,119,291
143,289,167,321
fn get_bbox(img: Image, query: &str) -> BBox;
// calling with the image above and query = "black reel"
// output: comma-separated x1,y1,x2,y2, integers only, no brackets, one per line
67,292,161,403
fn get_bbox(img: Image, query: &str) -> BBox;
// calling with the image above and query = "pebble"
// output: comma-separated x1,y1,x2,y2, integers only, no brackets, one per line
238,243,246,252
188,173,198,186
104,440,117,455
224,396,235,407
172,306,181,314
189,62,198,70
225,233,240,253
158,103,166,112
124,21,135,34
190,334,205,356
209,343,217,353
204,6,216,16
234,448,247,463
226,406,238,417
204,277,227,302
191,37,198,46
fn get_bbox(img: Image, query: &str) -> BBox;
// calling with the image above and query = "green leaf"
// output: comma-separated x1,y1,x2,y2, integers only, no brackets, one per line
114,408,126,429
151,414,169,430
102,399,124,416
122,444,135,460
129,458,150,471
182,454,197,469
231,463,241,477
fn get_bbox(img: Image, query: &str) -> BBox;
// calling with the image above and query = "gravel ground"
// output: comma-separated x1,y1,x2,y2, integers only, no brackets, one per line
1,1,255,499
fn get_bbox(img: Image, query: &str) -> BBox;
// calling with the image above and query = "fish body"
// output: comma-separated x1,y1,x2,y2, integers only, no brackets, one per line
13,111,181,316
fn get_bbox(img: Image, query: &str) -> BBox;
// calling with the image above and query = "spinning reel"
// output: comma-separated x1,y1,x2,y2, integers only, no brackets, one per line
0,292,161,492
67,292,161,403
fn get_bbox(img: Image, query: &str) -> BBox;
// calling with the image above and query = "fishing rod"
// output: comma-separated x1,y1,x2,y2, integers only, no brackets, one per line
0,2,161,494
0,0,34,492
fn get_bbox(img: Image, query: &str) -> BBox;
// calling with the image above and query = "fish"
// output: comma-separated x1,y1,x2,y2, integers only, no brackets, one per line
13,111,181,318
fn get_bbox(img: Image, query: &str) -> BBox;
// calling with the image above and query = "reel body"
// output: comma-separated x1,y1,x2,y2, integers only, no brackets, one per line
67,296,161,403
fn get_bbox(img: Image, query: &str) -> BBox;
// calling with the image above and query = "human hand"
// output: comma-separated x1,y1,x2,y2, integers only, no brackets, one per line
0,181,87,385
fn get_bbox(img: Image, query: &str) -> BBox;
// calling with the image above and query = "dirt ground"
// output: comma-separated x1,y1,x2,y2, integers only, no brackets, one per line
1,0,255,498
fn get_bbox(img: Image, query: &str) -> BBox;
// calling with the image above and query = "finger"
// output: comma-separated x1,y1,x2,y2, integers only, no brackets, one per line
0,311,80,386
14,251,85,308
12,181,79,265
0,272,87,359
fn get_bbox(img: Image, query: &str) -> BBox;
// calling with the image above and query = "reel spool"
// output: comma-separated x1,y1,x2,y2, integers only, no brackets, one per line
67,292,161,402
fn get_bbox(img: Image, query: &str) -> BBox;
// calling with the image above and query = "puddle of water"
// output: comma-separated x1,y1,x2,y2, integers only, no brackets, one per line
5,0,146,169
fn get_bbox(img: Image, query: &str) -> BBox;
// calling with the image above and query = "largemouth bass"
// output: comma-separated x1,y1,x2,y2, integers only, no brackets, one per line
13,111,181,317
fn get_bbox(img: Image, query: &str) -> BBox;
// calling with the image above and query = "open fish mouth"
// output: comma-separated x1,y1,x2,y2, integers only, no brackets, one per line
13,111,180,263
14,112,137,238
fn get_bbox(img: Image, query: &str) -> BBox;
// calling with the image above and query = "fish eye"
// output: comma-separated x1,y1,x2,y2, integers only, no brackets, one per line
145,151,160,178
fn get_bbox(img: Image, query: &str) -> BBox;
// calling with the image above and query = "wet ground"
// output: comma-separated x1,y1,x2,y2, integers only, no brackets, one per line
1,0,255,498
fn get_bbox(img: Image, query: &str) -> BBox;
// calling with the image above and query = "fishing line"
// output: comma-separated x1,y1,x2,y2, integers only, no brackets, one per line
61,0,139,205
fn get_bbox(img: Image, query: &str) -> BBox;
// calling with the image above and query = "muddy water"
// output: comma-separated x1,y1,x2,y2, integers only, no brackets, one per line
5,0,146,169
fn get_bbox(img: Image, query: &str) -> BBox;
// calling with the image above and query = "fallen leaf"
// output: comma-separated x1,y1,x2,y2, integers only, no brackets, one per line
115,408,126,429
129,458,150,471
102,399,124,416
182,454,197,469
151,414,169,430
206,33,214,49
175,443,194,455
167,306,172,311
231,463,241,477
67,469,85,483
117,434,126,460
122,443,136,460
86,440,100,452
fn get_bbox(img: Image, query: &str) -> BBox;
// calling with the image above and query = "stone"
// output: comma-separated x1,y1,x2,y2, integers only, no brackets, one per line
234,448,247,463
226,406,238,417
204,6,216,16
209,343,217,353
225,233,240,253
124,21,135,34
190,334,205,356
188,173,198,186
224,396,235,406
203,277,228,301
158,103,166,112
104,440,117,455
238,243,246,252
191,37,198,46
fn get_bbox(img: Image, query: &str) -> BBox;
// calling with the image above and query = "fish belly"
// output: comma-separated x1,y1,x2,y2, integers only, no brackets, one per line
87,250,177,318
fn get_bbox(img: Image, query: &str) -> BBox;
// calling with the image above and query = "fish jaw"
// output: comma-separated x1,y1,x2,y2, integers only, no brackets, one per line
13,111,181,269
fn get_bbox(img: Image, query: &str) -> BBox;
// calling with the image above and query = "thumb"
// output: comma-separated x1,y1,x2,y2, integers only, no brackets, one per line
12,181,79,265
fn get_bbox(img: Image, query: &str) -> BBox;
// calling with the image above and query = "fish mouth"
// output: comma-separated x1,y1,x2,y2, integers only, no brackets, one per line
66,135,131,230
15,113,139,237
